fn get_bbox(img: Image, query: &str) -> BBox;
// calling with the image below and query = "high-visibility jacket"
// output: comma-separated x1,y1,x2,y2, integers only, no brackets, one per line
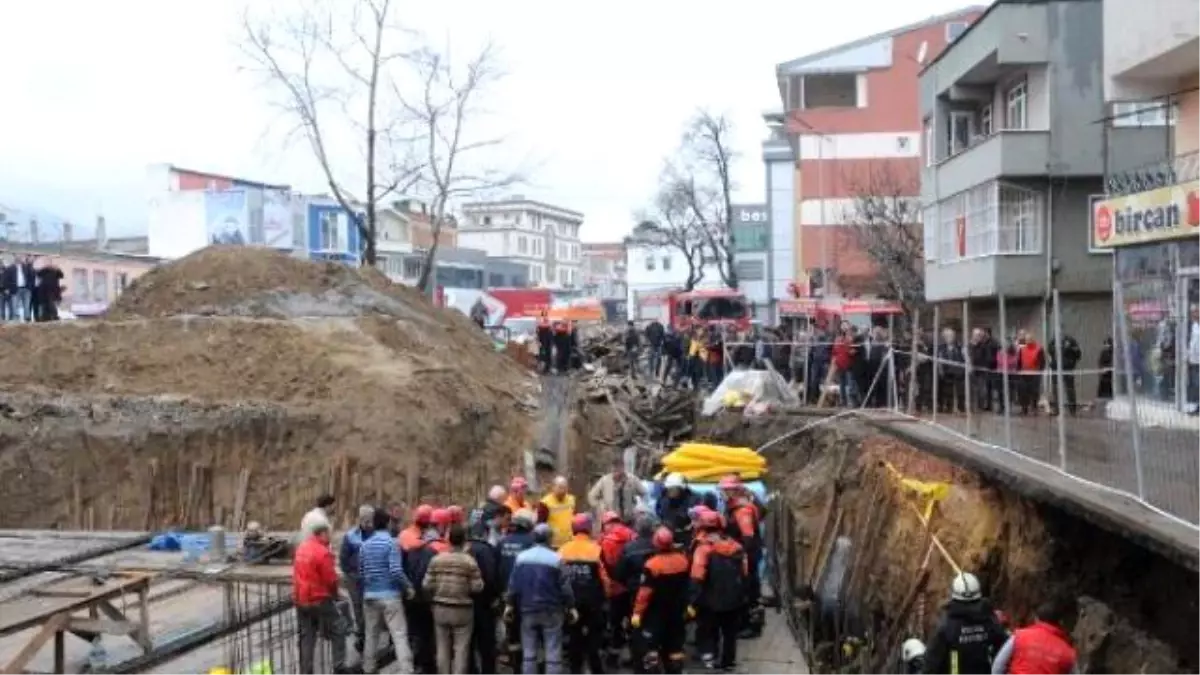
540,493,576,548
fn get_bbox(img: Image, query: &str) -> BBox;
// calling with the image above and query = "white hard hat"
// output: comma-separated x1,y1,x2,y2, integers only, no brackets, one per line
901,638,926,662
663,473,686,489
950,571,982,601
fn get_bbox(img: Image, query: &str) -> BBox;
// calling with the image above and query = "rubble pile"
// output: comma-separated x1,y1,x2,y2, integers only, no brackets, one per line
581,371,696,474
578,326,635,373
0,247,538,529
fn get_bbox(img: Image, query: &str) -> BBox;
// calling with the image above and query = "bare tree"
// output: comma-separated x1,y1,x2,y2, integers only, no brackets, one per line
630,175,708,291
242,0,420,267
840,163,926,310
399,42,522,293
673,110,738,289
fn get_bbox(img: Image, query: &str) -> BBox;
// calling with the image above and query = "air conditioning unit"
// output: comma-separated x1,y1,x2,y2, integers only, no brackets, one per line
897,136,911,151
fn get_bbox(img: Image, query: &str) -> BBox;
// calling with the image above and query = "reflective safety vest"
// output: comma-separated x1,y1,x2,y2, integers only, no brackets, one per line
540,493,577,548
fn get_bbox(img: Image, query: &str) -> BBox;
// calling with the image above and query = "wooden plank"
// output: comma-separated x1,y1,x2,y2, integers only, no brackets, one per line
66,618,138,635
2,612,68,674
53,629,64,674
232,468,251,533
0,574,154,638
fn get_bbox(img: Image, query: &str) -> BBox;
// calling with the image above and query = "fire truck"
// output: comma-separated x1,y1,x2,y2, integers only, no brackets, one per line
637,288,752,331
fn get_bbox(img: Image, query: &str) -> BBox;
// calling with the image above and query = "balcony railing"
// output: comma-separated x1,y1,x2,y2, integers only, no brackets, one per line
1106,150,1199,196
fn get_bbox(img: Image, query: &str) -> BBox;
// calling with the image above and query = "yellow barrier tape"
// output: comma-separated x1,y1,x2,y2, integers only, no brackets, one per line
882,461,962,575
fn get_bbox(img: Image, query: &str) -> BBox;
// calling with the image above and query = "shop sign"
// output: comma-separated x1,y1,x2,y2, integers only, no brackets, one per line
1091,180,1200,249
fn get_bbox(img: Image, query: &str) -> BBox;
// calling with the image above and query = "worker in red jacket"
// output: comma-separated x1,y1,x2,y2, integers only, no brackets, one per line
991,596,1078,675
631,527,690,674
292,520,347,674
598,511,635,665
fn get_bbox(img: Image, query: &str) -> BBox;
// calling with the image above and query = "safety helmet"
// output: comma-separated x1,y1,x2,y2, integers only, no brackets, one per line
651,526,675,551
687,505,710,521
901,638,926,662
532,523,553,545
430,508,453,528
698,510,722,530
446,505,465,524
950,572,982,602
512,509,535,529
510,476,528,492
414,504,435,525
718,474,742,490
571,513,593,534
601,510,621,526
663,473,686,490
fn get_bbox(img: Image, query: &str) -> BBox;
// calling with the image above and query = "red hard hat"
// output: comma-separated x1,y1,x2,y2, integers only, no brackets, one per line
652,526,675,552
698,510,722,530
510,476,528,491
571,513,593,534
431,508,452,527
414,504,435,525
447,505,466,524
718,474,743,490
601,510,621,525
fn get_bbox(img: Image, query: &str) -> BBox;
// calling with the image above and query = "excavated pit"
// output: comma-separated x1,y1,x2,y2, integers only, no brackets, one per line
698,414,1199,674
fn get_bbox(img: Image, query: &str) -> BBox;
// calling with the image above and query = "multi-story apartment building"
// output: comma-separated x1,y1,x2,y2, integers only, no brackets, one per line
1096,0,1198,412
457,196,584,289
775,6,984,300
920,0,1167,360
762,112,797,322
581,242,627,299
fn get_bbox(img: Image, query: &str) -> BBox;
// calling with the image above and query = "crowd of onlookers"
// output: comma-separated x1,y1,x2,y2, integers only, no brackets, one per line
621,316,1125,416
0,253,65,322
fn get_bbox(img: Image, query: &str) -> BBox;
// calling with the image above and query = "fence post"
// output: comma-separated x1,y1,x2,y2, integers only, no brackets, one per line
932,306,941,424
1113,282,1146,500
908,308,920,414
962,300,974,437
887,314,898,409
998,294,1014,451
1051,289,1069,470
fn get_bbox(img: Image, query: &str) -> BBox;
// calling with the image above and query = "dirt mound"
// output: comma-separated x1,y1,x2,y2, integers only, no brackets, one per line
0,248,539,529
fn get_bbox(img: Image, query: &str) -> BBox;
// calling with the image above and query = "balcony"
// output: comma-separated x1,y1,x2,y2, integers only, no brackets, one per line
919,2,1052,101
925,131,1051,200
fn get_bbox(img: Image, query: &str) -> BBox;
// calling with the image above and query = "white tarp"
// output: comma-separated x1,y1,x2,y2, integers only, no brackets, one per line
701,367,800,416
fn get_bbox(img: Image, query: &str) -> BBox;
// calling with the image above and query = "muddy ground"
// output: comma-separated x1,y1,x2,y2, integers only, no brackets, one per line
696,413,1198,674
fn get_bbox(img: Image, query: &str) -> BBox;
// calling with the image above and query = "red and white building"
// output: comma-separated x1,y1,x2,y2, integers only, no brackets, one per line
773,7,984,298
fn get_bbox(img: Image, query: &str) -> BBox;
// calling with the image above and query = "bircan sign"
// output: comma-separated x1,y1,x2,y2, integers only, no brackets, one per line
1091,180,1200,249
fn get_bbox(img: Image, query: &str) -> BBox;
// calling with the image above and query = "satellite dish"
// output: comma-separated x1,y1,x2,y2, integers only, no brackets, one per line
916,41,929,65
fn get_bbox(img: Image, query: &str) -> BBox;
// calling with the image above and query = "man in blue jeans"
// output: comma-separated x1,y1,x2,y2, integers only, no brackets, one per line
505,524,577,674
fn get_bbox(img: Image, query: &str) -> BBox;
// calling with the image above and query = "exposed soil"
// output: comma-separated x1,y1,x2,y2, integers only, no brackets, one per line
0,248,538,530
697,414,1199,674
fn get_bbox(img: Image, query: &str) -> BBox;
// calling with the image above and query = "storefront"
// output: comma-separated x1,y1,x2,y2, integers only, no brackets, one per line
1092,179,1199,413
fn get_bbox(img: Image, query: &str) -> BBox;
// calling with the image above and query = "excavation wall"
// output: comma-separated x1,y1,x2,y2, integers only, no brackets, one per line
699,414,1199,674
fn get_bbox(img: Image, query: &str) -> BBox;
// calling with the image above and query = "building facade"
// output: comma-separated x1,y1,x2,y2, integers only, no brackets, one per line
763,113,798,322
457,196,584,289
0,244,161,316
624,237,724,321
730,204,772,320
581,242,628,300
776,6,984,300
1096,0,1199,414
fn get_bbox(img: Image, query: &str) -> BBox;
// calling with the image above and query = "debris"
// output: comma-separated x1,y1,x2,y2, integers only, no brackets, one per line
581,367,696,472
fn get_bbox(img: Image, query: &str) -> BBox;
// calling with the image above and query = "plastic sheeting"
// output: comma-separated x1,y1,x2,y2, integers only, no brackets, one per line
701,368,800,416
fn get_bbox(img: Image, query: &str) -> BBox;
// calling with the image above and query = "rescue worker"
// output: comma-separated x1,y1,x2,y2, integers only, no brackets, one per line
505,477,533,515
541,475,577,549
536,311,553,374
686,505,714,557
400,504,435,671
902,638,928,674
293,518,347,674
553,319,572,373
559,514,611,673
990,596,1078,675
497,510,537,669
630,527,689,674
689,510,748,671
655,473,699,546
719,475,764,638
447,504,466,527
922,572,1008,675
400,504,435,554
598,511,635,667
406,508,454,673
506,524,577,675
612,516,658,669
465,515,501,675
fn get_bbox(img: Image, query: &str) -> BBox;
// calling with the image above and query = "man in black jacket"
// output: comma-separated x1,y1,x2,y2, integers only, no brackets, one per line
1048,333,1083,416
624,321,641,378
923,572,1007,675
613,516,658,669
466,522,500,674
936,329,967,414
644,319,665,380
969,328,999,412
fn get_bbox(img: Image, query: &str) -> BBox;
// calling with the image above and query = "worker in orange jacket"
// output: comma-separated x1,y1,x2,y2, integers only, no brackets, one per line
630,527,690,674
559,514,611,673
719,474,764,637
689,510,748,670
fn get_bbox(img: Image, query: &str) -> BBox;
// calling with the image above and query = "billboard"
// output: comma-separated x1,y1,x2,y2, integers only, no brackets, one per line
731,204,770,252
205,188,294,248
262,190,293,247
206,191,249,245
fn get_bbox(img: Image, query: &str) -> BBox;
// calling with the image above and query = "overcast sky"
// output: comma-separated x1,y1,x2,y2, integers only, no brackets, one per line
0,0,975,242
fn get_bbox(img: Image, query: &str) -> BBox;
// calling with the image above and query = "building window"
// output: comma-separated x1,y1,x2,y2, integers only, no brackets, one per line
922,206,938,262
949,110,975,155
662,256,672,271
71,269,88,303
517,236,528,254
645,255,656,271
116,273,129,294
945,21,969,42
735,259,765,281
980,104,993,136
923,118,934,166
482,215,492,226
1004,80,1027,130
402,257,423,279
1111,101,1178,127
936,181,1043,261
92,270,109,303
319,212,343,250
799,73,860,109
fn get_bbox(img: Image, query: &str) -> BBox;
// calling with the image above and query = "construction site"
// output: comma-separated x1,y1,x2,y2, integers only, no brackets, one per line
0,247,1196,674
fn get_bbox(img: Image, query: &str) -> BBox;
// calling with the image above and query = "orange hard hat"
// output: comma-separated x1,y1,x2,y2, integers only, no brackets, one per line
447,505,465,524
571,513,593,534
430,508,453,527
510,476,528,492
601,510,621,525
414,504,435,525
652,526,675,552
698,510,722,530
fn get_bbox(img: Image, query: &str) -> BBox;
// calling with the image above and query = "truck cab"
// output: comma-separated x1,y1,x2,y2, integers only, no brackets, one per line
669,289,751,332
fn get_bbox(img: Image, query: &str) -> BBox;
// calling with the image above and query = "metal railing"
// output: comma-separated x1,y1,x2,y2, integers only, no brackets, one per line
1106,150,1199,196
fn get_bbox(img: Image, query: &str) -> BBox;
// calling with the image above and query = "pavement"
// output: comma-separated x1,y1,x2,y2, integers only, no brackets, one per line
736,610,810,674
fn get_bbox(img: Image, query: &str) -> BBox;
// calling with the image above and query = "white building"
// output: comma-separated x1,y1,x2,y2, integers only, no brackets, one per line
625,239,723,321
457,196,583,289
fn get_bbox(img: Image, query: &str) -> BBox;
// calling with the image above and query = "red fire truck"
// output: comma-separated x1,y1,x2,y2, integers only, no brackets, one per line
664,288,752,331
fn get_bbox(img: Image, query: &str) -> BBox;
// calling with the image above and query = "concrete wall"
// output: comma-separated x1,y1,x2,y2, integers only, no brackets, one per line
1103,0,1199,99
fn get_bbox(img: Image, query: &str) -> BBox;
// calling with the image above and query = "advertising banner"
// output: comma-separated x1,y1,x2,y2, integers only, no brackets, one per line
206,190,250,246
261,190,293,248
731,204,770,252
1091,180,1199,249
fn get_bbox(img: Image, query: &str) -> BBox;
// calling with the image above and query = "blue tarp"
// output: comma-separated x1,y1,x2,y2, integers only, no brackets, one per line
148,531,239,557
